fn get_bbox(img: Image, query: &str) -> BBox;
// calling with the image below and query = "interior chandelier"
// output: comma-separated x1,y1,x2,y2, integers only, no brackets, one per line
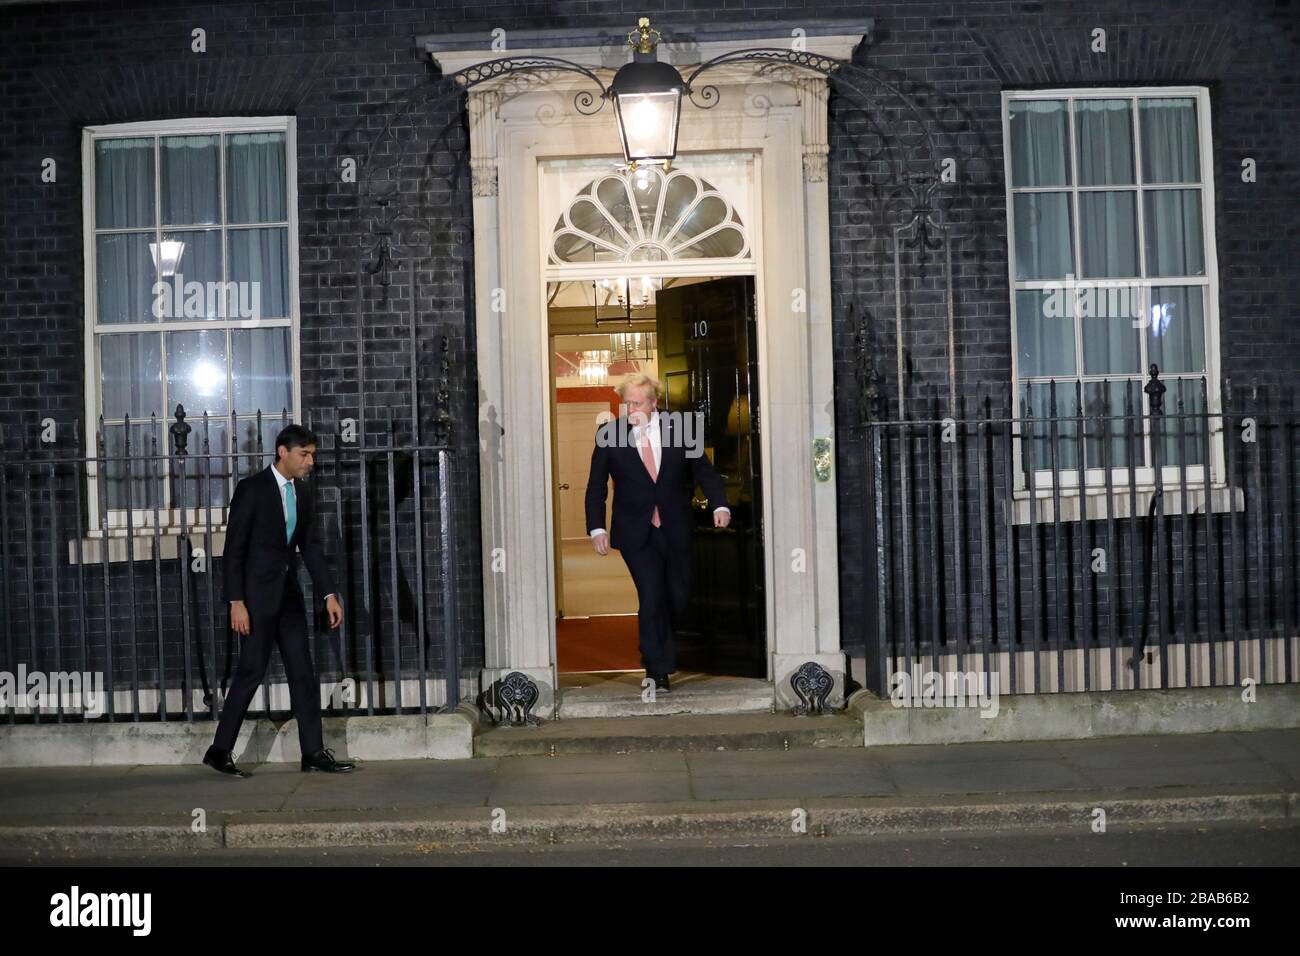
578,350,611,385
610,330,655,362
596,275,660,307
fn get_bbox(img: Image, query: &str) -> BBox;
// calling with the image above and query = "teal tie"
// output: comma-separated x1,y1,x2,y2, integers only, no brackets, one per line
284,480,297,542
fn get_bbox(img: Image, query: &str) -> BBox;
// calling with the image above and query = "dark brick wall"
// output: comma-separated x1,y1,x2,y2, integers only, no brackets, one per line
0,0,1296,697
822,0,1300,665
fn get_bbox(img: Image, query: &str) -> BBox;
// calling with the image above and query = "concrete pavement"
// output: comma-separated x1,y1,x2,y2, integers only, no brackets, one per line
0,728,1296,852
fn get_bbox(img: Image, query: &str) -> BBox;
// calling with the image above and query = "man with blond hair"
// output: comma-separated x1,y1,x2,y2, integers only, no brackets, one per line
585,373,730,691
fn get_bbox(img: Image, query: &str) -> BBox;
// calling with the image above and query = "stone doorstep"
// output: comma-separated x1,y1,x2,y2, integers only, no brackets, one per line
2,790,1295,852
552,671,848,720
474,711,863,756
555,682,776,719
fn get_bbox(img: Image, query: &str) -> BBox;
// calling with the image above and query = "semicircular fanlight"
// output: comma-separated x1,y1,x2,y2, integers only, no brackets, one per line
549,166,750,265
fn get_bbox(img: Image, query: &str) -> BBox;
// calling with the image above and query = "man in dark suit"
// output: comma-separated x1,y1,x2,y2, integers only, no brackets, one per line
203,424,353,777
585,375,730,691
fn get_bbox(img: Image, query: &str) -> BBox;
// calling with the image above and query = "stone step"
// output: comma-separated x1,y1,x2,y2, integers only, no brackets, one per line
555,672,777,719
473,711,863,757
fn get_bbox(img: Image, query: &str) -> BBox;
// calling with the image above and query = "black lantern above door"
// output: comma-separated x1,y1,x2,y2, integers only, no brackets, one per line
609,18,685,167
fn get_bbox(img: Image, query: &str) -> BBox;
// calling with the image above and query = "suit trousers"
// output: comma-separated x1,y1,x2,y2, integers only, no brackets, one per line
212,578,324,756
619,524,690,675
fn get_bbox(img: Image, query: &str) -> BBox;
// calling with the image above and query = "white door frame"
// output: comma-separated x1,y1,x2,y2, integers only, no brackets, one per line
432,31,858,716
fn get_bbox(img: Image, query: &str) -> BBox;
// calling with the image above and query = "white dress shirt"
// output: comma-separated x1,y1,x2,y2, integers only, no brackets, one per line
589,411,731,538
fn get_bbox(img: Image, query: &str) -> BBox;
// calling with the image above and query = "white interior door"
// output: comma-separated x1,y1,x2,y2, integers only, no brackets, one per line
556,402,610,540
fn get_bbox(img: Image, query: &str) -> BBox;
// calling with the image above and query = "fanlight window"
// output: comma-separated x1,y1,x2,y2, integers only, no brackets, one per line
550,166,750,264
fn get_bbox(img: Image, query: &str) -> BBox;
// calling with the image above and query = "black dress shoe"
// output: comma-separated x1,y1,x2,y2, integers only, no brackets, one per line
202,745,250,778
301,748,355,773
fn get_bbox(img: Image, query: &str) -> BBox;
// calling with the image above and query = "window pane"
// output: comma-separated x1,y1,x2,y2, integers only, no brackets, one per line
1148,285,1206,374
1144,189,1205,276
1008,100,1070,188
172,418,231,508
660,176,696,232
1019,381,1080,472
595,177,636,237
232,414,290,481
100,333,162,419
167,329,228,418
568,197,615,240
683,226,745,258
226,131,287,224
95,138,154,229
1013,192,1074,280
102,423,163,510
161,135,219,225
1139,98,1200,184
227,227,289,319
1016,289,1076,377
232,327,292,416
1081,303,1141,376
552,229,599,263
1075,99,1134,186
672,196,727,244
632,173,665,236
1155,377,1206,467
156,230,223,319
1079,191,1138,278
96,233,157,324
1082,380,1139,468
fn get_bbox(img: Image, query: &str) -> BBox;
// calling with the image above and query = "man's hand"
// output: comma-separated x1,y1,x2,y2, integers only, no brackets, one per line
592,532,610,555
230,600,251,636
325,594,344,629
714,510,731,529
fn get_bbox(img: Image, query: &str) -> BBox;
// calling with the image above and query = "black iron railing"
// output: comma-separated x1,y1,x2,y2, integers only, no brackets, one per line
859,370,1298,697
0,406,462,724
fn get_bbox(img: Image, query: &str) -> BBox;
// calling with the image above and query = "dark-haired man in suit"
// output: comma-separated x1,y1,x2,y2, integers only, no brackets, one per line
203,424,353,777
585,374,730,692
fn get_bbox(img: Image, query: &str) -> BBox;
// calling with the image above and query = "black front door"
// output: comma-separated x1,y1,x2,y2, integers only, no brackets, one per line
654,275,765,678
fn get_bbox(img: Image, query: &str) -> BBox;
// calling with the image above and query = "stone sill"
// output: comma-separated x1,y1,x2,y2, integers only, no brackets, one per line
68,527,228,565
1010,484,1243,525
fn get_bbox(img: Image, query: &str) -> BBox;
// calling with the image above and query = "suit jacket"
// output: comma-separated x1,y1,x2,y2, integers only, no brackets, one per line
222,465,336,618
585,414,729,553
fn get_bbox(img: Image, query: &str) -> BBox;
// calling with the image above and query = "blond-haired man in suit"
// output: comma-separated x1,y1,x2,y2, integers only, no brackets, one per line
584,374,730,690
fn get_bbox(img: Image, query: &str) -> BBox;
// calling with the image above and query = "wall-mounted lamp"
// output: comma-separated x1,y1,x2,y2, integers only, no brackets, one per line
609,18,685,168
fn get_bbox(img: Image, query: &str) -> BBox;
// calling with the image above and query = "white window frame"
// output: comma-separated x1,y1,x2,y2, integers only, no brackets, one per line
1001,86,1225,509
81,116,302,537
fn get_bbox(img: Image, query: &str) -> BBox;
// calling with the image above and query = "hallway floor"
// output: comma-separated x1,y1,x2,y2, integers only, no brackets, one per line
559,539,636,616
556,614,640,672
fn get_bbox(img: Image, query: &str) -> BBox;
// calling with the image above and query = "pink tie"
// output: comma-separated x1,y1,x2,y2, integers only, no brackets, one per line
639,427,661,527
